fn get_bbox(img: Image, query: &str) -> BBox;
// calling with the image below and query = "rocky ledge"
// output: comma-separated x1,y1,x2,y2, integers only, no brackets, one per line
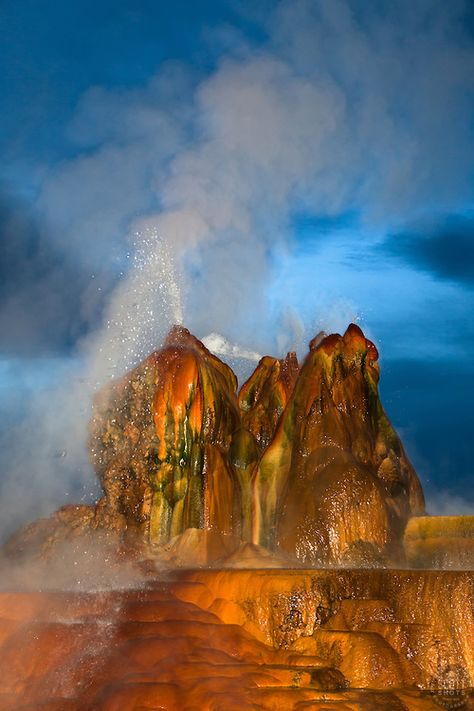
0,568,472,710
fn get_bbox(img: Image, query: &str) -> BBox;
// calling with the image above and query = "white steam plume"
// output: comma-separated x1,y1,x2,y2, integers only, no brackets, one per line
201,333,261,362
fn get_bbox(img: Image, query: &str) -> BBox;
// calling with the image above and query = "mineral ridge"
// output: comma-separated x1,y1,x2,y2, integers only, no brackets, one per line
1,325,473,710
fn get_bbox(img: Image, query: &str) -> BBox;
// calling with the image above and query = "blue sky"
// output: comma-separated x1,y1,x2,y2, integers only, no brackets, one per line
1,0,474,535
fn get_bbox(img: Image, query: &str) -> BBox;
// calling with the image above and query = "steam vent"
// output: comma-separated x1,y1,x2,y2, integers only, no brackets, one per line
1,325,473,710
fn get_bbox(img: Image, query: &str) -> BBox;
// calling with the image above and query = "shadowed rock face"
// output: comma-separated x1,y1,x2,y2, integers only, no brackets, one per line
5,323,427,566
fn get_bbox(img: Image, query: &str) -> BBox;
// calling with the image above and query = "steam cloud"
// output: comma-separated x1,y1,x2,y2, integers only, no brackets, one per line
2,0,474,541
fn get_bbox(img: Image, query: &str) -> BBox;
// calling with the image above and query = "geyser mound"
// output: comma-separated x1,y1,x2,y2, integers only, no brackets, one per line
1,324,473,711
4,323,430,569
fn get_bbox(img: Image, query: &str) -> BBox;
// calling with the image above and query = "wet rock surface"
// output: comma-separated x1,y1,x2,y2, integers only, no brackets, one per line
4,324,431,567
254,324,425,564
1,324,473,709
0,569,472,710
405,516,474,569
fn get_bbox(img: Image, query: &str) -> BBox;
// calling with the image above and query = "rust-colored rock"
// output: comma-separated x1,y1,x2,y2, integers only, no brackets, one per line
238,351,299,452
1,322,473,710
3,323,429,567
0,569,472,710
404,515,474,569
91,325,241,547
253,324,425,564
232,350,299,540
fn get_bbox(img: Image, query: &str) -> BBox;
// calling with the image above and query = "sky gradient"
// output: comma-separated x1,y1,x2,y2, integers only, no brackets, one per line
1,0,474,538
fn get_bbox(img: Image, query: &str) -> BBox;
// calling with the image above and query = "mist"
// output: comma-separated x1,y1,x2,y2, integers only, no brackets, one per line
2,0,474,541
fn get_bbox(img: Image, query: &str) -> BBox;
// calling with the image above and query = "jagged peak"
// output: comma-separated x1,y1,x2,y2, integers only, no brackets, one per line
307,324,379,375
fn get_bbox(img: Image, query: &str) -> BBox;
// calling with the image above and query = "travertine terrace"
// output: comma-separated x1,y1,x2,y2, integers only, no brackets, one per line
1,325,473,710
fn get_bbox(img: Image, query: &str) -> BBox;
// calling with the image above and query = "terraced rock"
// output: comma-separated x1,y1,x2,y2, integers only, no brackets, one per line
0,568,472,710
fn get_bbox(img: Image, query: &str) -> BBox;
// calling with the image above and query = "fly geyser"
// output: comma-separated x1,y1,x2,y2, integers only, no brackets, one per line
1,324,473,711
6,324,426,567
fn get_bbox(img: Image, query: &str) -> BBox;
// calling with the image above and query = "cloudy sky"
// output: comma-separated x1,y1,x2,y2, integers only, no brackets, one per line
1,0,474,537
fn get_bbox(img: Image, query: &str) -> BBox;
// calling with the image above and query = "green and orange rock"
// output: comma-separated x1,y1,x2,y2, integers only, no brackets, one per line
238,351,299,453
232,351,299,541
3,325,474,711
5,323,428,567
91,326,241,548
252,324,425,564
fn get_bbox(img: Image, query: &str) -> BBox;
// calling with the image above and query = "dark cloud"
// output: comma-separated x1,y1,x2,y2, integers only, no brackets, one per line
0,187,113,355
380,356,474,506
383,213,474,284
